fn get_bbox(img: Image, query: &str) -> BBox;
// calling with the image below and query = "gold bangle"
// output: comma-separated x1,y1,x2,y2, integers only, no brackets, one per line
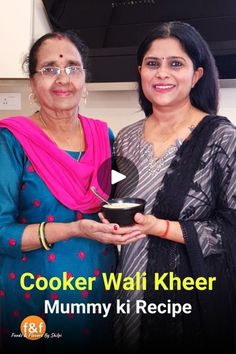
38,222,53,250
42,222,53,249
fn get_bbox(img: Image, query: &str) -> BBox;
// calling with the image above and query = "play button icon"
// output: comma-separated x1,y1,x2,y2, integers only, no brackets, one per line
112,170,126,184
97,156,139,195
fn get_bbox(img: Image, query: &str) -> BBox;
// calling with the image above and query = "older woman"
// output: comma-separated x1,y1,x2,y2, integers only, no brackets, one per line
0,31,144,352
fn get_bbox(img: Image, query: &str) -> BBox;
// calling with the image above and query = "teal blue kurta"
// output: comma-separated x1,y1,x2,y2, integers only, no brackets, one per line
0,128,117,352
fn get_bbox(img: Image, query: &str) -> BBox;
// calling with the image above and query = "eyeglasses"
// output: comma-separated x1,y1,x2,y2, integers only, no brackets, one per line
35,66,84,77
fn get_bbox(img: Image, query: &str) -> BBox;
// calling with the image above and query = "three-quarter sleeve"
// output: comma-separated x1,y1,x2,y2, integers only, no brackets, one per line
0,129,28,258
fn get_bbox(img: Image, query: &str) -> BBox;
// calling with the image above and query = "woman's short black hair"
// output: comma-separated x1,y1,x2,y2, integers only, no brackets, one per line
137,21,219,116
23,30,89,78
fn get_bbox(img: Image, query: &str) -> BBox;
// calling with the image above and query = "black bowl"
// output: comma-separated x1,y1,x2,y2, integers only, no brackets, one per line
101,197,146,226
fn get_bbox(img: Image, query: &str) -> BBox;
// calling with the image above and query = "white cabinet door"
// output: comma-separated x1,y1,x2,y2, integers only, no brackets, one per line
0,0,33,78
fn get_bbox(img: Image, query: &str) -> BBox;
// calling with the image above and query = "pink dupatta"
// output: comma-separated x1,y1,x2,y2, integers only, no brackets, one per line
0,115,111,213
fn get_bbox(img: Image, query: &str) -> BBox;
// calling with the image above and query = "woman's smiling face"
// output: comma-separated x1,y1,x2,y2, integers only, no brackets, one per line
30,37,86,115
139,37,203,110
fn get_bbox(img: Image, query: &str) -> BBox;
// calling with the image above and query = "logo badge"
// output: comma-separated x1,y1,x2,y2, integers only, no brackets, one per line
20,315,46,340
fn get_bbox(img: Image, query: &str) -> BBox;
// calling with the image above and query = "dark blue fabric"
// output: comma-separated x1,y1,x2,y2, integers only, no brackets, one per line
0,128,117,352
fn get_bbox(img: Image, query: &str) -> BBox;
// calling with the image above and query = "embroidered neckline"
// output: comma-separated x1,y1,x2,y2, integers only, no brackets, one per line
137,119,182,175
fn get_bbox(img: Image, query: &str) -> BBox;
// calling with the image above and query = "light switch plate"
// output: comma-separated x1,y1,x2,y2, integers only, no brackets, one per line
0,93,21,110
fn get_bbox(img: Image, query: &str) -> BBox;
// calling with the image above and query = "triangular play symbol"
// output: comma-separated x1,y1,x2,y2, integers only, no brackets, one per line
111,170,126,185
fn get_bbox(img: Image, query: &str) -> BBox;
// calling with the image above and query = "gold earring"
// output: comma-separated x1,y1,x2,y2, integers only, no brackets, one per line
28,92,36,105
82,89,88,105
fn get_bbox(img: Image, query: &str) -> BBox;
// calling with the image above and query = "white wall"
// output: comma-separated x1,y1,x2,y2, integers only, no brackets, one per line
80,88,144,133
0,0,32,78
0,0,51,78
79,83,236,134
219,86,236,122
0,81,236,133
33,0,52,41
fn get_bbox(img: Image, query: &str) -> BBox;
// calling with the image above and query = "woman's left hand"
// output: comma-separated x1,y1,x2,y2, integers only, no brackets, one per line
130,212,160,235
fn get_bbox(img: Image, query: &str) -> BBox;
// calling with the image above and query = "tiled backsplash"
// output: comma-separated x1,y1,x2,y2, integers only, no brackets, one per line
0,79,38,118
0,79,236,133
0,79,143,133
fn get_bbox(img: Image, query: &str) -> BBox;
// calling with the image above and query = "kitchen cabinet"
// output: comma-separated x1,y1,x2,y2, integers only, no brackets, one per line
0,0,51,78
0,0,32,78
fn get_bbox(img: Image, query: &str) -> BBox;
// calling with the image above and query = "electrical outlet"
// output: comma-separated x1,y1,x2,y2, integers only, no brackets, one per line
0,93,21,110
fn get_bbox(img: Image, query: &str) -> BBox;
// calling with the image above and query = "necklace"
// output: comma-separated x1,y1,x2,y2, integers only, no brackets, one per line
38,111,83,161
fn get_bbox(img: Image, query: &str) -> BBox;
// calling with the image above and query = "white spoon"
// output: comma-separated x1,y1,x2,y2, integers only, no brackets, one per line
90,186,113,207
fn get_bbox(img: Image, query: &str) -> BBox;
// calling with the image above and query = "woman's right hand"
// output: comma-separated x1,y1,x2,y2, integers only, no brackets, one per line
73,219,146,245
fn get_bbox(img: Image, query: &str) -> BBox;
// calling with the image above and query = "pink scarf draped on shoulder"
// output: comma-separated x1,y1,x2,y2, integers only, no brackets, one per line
0,115,111,213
